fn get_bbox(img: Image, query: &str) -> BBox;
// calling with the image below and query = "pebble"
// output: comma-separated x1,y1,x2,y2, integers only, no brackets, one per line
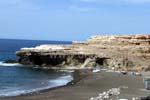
89,87,138,100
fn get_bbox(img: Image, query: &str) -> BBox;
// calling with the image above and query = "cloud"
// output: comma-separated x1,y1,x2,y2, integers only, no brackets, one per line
74,0,106,3
0,0,41,12
70,0,150,12
0,0,20,4
77,0,150,4
79,0,100,2
70,5,96,12
0,0,28,6
123,0,150,3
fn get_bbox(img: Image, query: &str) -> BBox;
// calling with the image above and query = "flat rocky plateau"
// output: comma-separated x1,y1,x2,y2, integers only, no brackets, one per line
16,34,150,71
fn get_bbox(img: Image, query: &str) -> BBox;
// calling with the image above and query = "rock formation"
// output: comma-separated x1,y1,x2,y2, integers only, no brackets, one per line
16,34,150,71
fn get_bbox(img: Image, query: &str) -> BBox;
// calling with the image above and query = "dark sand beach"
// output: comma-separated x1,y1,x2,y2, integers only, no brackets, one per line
1,72,150,100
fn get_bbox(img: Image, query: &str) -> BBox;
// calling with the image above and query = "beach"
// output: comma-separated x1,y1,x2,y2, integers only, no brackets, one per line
10,34,150,100
2,71,149,100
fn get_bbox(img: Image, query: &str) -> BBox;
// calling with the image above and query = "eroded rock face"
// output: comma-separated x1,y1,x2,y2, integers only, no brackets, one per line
88,34,150,40
16,34,150,70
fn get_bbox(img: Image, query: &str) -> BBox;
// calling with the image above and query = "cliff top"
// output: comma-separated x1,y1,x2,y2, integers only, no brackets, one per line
89,34,150,41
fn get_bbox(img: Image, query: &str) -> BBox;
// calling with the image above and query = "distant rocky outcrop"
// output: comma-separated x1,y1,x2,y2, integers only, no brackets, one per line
16,34,150,71
4,59,18,64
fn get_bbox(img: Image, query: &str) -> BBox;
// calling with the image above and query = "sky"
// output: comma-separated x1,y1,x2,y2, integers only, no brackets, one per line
0,0,150,41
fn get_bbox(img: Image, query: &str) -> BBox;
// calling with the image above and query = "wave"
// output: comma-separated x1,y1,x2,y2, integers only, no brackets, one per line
0,75,73,97
49,75,73,87
92,69,101,73
0,61,22,67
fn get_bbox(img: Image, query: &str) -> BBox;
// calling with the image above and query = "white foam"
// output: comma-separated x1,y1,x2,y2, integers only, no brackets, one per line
0,75,73,97
49,75,73,87
93,69,101,73
0,61,21,67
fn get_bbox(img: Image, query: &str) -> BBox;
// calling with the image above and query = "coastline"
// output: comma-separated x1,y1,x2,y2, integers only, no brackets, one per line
1,71,149,100
16,34,150,72
0,69,91,99
1,34,150,100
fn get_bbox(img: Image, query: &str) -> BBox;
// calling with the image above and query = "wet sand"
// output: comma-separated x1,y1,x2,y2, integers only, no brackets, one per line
1,72,150,100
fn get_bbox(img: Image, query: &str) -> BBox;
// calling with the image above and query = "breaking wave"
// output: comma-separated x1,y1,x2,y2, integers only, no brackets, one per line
0,75,73,97
0,61,21,67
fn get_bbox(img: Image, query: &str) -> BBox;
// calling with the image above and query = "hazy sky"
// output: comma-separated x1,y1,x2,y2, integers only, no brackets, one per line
0,0,150,41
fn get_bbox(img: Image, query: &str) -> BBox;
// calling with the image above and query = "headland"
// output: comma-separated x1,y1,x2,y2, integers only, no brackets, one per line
16,34,150,71
1,34,150,100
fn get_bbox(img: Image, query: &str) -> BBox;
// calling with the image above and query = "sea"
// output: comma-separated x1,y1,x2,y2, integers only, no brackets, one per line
0,39,73,97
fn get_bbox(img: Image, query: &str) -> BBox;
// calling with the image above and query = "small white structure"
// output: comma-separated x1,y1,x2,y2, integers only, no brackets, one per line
143,77,150,90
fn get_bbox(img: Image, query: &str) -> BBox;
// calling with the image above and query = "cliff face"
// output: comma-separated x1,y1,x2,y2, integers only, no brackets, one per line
16,34,150,70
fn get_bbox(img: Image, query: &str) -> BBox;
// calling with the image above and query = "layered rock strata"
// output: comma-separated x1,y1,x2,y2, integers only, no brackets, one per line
16,34,150,70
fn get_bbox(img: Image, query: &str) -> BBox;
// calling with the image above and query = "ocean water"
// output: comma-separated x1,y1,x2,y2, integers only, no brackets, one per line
0,39,73,97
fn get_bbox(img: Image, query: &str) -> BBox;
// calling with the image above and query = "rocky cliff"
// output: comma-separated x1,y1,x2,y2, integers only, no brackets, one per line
16,34,150,71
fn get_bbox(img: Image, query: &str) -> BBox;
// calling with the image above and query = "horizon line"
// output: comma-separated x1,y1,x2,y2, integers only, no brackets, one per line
0,38,72,42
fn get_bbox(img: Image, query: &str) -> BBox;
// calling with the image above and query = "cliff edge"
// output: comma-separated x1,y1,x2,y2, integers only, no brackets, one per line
16,34,150,71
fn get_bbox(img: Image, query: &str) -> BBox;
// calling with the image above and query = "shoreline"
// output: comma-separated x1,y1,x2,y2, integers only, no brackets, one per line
1,70,150,100
0,78,73,98
0,69,91,99
16,34,150,72
2,34,150,100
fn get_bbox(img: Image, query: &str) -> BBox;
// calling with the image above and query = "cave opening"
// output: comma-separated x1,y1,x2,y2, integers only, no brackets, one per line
30,56,44,65
96,58,109,66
